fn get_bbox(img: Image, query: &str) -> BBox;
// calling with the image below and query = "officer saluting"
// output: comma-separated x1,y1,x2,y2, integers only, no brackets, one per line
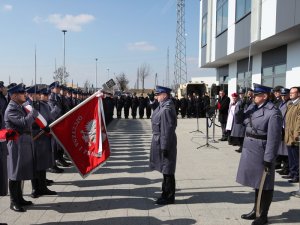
150,85,177,205
236,83,282,225
4,83,39,212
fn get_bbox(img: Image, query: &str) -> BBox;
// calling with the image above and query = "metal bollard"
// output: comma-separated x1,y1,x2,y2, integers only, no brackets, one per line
291,136,300,198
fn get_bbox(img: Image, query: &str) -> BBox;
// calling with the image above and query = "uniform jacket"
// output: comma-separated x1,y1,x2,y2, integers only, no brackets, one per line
33,101,57,170
4,100,38,180
150,98,177,174
230,99,246,138
236,101,282,190
284,98,300,146
0,107,8,196
278,100,289,155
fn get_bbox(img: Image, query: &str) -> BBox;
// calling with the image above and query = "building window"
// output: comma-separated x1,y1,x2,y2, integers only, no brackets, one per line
201,13,207,47
237,71,252,91
216,0,228,35
262,64,286,87
236,0,251,22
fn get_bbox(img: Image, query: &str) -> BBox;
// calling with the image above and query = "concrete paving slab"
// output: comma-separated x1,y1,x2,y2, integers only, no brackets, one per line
0,117,299,225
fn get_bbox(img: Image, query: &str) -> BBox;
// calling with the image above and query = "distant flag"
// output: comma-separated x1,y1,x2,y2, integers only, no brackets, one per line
49,91,110,178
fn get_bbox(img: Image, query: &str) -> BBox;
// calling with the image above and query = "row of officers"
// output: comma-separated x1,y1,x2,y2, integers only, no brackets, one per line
103,91,211,120
0,80,100,214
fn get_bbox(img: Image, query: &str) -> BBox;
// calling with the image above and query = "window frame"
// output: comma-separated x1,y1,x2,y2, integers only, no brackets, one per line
216,0,228,36
201,13,207,47
261,63,286,87
235,0,251,22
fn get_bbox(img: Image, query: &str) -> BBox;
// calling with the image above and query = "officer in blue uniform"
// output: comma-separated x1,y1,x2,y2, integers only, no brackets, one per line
5,83,39,212
236,83,282,225
150,85,177,205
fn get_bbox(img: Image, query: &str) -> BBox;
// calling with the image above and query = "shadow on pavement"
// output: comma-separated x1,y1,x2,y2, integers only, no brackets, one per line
37,216,197,225
269,209,300,224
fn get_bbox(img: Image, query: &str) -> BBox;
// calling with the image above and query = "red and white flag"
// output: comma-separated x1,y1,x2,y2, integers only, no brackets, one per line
24,104,48,129
49,92,110,178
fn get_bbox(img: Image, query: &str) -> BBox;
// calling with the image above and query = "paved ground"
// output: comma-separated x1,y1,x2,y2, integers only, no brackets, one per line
0,116,300,225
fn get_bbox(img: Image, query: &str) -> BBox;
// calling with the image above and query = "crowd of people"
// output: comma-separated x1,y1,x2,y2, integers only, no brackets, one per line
215,84,300,225
1,80,299,225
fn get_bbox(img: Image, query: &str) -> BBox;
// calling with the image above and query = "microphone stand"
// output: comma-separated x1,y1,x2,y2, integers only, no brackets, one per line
190,100,203,134
197,113,218,150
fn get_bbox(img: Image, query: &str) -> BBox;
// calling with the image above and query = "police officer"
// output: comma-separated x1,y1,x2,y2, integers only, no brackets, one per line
5,83,39,212
217,90,230,141
31,87,58,198
131,93,139,119
231,88,247,153
123,93,132,119
150,85,177,205
236,83,282,225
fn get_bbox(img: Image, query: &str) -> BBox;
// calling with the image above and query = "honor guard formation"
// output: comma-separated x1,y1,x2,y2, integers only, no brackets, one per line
0,81,300,225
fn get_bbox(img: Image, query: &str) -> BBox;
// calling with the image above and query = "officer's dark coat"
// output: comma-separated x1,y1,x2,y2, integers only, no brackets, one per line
277,100,289,156
236,101,282,190
230,99,246,138
218,95,230,124
0,106,8,196
33,101,58,170
4,100,37,180
150,98,177,174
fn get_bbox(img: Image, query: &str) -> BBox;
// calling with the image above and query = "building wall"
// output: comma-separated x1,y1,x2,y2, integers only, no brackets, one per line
199,0,300,90
286,40,300,88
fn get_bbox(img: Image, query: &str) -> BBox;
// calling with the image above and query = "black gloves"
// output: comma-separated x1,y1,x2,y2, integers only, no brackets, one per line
42,126,50,133
263,161,272,173
6,130,17,139
162,149,168,158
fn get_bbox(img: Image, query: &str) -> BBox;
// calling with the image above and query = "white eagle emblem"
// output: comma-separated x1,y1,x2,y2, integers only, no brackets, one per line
81,120,97,146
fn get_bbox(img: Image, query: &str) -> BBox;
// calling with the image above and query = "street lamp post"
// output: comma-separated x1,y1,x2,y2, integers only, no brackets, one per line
107,68,109,81
95,58,98,90
62,30,67,84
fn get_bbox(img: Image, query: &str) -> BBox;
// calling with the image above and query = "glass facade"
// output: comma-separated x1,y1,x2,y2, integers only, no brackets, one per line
216,0,228,35
236,0,251,21
237,71,252,91
262,64,286,87
201,14,207,47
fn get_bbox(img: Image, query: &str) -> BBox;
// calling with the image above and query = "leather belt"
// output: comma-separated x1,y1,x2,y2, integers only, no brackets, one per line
246,132,267,140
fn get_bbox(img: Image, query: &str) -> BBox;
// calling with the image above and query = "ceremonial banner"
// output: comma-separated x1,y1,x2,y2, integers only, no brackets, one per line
49,92,110,178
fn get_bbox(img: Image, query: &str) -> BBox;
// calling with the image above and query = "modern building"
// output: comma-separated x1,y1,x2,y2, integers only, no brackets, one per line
199,0,300,95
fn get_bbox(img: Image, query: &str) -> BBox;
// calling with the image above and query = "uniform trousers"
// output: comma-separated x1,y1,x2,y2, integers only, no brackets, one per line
287,145,299,179
162,174,175,200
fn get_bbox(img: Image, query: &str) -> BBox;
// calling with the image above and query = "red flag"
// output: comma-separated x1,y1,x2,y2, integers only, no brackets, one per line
49,92,110,178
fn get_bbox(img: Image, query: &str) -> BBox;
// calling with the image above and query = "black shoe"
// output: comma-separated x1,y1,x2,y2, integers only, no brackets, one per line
218,137,227,141
40,188,57,196
251,216,268,225
241,209,256,220
235,149,242,153
31,190,40,198
56,159,71,167
288,178,299,183
20,198,33,206
48,166,64,173
155,197,174,205
282,175,293,179
278,170,289,175
10,203,26,212
46,179,54,186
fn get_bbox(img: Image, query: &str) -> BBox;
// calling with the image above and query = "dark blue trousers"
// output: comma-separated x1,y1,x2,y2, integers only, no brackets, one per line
287,145,299,179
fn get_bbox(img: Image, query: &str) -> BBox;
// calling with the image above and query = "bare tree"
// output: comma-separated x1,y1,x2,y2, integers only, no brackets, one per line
137,63,150,92
53,66,69,85
116,72,129,91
